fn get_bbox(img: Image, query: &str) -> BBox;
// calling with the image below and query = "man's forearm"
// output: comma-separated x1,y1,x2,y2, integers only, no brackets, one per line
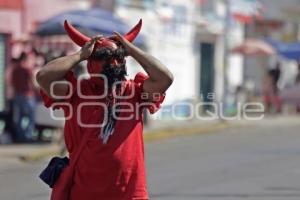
36,53,81,87
110,32,173,94
128,43,173,84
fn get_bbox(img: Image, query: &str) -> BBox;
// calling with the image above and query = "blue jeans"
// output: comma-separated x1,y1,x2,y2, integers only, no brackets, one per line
12,95,36,142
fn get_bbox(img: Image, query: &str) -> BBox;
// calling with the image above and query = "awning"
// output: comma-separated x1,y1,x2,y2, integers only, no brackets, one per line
35,8,144,46
231,39,276,56
231,38,300,60
266,38,300,60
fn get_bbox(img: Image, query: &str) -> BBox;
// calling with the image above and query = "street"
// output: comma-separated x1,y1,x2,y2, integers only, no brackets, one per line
1,117,300,200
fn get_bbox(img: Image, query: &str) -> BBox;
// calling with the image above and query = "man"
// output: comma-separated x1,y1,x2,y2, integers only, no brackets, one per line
270,63,282,112
36,20,173,200
295,62,300,84
12,52,36,143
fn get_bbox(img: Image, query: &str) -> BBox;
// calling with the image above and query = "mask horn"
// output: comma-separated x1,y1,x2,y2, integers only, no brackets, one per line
64,20,90,47
124,19,142,42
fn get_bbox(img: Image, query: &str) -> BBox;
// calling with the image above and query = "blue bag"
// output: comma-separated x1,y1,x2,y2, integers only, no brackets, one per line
39,156,69,188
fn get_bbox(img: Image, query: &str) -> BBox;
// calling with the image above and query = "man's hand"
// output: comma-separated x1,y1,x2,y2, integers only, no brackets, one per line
110,32,133,55
78,35,104,60
111,32,173,100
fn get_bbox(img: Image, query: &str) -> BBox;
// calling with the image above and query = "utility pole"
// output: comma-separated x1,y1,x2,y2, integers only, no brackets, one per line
222,0,231,114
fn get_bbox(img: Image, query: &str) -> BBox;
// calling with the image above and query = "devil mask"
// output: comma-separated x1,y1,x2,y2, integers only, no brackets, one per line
64,19,142,75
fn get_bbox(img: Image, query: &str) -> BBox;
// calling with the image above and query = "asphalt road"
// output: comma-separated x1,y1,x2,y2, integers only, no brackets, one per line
1,117,300,200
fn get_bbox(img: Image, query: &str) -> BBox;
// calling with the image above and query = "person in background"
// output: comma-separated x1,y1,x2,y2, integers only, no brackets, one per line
269,62,281,91
294,62,300,112
295,62,300,84
262,62,282,113
11,52,36,143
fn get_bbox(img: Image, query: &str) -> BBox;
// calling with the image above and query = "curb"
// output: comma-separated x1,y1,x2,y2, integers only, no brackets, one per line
16,121,244,162
18,145,61,162
144,121,232,142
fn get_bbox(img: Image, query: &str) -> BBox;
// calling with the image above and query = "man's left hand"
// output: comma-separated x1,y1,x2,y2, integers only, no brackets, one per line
110,32,133,55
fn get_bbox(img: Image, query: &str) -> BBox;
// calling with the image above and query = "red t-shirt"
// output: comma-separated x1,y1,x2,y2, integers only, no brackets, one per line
40,71,165,200
12,66,34,97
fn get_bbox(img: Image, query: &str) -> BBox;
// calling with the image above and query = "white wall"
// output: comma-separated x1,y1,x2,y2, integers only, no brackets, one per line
117,0,198,105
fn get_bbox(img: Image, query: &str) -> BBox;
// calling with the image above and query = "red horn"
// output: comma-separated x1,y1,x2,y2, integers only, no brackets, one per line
64,20,90,47
124,19,142,42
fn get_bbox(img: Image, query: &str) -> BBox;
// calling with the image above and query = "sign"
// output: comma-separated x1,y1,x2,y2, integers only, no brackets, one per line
230,0,264,23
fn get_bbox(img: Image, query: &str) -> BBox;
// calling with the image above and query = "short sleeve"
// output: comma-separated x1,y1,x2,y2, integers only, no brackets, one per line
39,71,77,110
134,72,165,114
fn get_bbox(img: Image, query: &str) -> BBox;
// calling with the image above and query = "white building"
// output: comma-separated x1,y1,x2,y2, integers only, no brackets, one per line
116,0,198,107
243,0,300,94
115,0,245,118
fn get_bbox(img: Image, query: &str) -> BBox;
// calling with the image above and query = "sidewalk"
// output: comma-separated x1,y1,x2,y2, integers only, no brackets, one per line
1,116,289,162
144,119,232,142
0,119,236,161
0,143,60,161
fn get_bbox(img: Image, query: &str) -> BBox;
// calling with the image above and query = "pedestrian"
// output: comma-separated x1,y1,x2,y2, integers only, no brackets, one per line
294,62,300,112
36,20,173,200
269,62,281,91
262,62,281,113
11,52,36,143
295,62,300,84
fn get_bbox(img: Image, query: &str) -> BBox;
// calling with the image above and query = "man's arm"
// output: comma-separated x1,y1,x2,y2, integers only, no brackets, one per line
112,32,174,100
36,36,102,98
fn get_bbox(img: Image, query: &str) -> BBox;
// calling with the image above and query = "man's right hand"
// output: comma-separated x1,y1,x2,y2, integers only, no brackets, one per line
77,35,103,61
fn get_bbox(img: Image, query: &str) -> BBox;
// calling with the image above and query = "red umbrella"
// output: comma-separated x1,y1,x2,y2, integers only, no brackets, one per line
231,39,276,56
